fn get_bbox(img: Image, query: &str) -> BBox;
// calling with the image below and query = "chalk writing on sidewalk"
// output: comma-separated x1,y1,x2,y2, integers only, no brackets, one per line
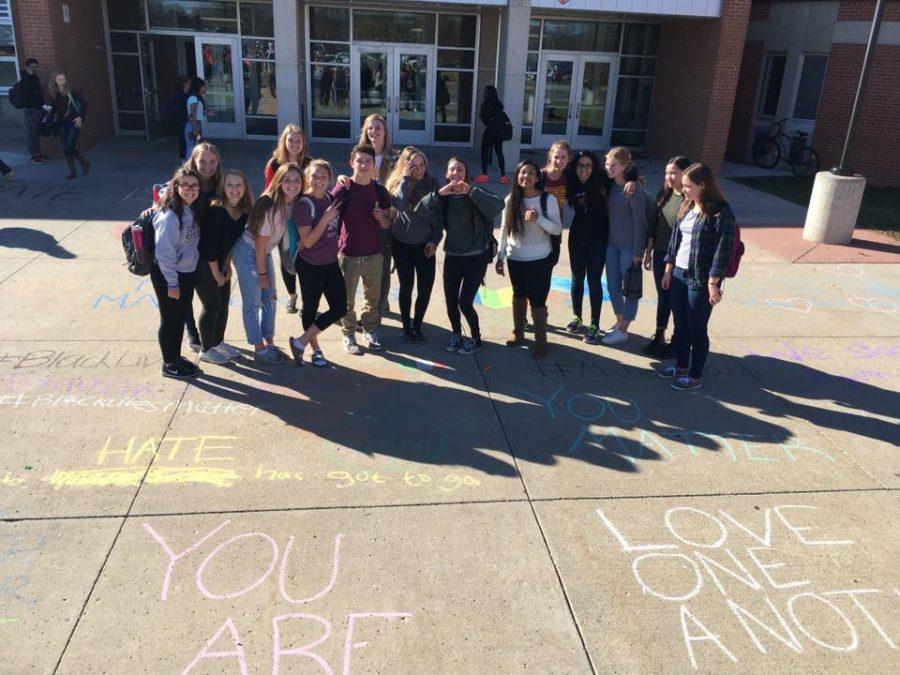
597,505,898,669
0,350,161,370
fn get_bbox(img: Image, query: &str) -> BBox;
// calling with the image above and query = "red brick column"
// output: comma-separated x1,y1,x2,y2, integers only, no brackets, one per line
11,0,114,149
645,0,753,172
725,40,764,162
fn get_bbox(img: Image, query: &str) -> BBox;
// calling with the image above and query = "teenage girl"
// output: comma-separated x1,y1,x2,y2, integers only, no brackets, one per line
541,140,571,215
496,160,562,359
265,124,310,315
288,160,347,368
386,146,440,343
660,163,736,391
232,163,304,364
196,169,253,365
643,156,691,356
415,157,504,355
150,167,202,379
185,77,208,157
48,72,89,180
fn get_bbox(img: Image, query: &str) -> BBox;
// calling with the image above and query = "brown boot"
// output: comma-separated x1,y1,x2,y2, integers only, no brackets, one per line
531,306,548,359
505,297,527,346
75,151,90,176
64,155,77,180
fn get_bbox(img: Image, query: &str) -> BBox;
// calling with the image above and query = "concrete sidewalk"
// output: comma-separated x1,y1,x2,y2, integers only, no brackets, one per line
0,137,898,673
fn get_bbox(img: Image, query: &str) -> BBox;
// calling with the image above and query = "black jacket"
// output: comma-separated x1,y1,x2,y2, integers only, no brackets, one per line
19,71,44,109
479,97,504,137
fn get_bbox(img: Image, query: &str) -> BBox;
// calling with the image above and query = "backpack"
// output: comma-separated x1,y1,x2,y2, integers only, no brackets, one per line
539,191,562,267
122,212,156,276
724,222,745,279
440,192,499,263
8,81,25,109
493,110,514,142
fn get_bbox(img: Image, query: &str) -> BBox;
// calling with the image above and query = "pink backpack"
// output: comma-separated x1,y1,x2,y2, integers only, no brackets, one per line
724,223,744,278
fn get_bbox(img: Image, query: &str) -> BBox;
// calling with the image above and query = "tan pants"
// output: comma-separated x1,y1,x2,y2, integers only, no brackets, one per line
339,253,383,336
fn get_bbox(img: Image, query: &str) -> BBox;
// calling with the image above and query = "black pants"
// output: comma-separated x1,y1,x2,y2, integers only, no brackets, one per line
443,253,488,339
281,265,297,296
392,240,436,330
480,133,505,175
296,257,347,332
150,265,196,364
652,249,672,332
569,236,606,326
507,256,553,307
195,262,232,351
671,268,714,379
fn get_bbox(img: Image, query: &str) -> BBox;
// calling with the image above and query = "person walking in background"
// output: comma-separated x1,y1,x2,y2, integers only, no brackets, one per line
660,163,736,391
473,86,508,185
170,75,191,160
15,58,45,163
643,156,691,357
386,147,440,344
496,160,562,359
602,146,648,346
185,77,208,157
49,72,89,180
415,157,505,355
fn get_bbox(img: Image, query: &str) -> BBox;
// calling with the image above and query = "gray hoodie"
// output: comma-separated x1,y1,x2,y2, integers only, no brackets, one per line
391,174,440,245
607,181,648,254
153,207,200,287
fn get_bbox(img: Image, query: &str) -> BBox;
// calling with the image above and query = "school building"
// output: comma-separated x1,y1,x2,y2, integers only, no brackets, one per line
1,0,898,184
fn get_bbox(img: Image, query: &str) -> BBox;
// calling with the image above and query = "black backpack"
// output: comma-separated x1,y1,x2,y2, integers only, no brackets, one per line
122,212,156,276
8,81,25,109
533,191,562,267
493,111,514,142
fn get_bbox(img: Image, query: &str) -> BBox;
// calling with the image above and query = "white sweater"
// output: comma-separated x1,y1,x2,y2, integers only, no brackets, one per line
498,194,563,262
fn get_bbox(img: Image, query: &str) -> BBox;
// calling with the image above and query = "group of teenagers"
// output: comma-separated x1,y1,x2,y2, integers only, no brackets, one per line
147,115,737,391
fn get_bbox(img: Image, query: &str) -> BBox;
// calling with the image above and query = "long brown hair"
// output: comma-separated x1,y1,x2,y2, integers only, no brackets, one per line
210,169,254,215
48,72,70,98
504,160,544,237
359,114,392,183
679,163,729,218
159,167,202,227
248,162,303,238
386,146,427,195
269,124,307,171
657,156,692,210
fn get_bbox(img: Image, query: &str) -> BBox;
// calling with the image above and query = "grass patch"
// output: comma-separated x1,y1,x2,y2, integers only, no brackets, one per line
730,175,900,237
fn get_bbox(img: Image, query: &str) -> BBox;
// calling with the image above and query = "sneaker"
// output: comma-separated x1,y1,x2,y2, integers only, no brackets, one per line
187,335,201,353
288,337,305,366
286,296,299,314
402,328,415,344
445,334,462,352
215,343,242,361
413,327,427,344
642,332,665,355
457,337,483,355
254,345,286,364
657,366,686,379
601,329,628,345
344,335,362,355
363,330,383,351
161,361,198,379
566,316,582,333
310,349,328,368
473,174,489,184
199,348,229,365
584,325,600,345
671,377,703,391
499,176,509,185
176,356,200,374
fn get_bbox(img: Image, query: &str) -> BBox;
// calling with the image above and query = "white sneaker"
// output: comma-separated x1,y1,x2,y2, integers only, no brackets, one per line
199,348,230,364
602,329,628,345
214,343,242,360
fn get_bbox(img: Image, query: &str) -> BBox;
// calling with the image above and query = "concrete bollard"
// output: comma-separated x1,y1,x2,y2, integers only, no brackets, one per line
802,171,867,245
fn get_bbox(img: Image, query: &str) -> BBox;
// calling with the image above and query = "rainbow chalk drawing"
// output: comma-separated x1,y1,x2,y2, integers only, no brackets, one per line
475,286,514,309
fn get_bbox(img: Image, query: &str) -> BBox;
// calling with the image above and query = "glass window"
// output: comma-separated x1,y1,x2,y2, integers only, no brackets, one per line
242,39,274,60
112,54,143,110
309,7,349,42
523,72,536,126
758,54,786,116
246,116,277,135
0,60,16,87
310,42,350,64
613,76,653,129
621,24,659,55
108,0,146,31
542,20,620,53
0,25,15,57
620,56,655,77
435,71,472,124
118,111,146,130
438,15,476,48
354,11,435,44
243,61,276,116
311,64,350,120
239,2,273,37
435,125,470,143
793,54,827,120
437,49,475,70
611,129,645,146
149,0,237,33
528,19,541,51
312,119,350,138
110,32,139,53
526,52,538,73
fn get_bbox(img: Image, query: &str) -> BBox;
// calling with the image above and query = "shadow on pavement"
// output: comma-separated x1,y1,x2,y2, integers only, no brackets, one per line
0,227,76,259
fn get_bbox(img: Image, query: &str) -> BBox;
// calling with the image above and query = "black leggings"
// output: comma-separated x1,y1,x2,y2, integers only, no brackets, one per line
652,249,672,332
569,235,606,326
393,240,436,329
195,262,232,351
507,256,552,307
443,253,488,339
150,265,196,364
281,265,297,296
480,133,505,175
296,257,347,332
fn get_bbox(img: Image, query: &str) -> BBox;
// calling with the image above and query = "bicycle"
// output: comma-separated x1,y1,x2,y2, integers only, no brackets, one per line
752,117,821,178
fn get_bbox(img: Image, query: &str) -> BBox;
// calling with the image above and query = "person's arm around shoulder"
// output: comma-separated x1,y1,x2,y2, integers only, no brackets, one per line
626,185,648,261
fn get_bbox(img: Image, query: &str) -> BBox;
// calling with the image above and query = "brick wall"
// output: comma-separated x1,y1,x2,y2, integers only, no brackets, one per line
725,40,764,161
838,0,900,21
646,0,753,173
11,0,113,151
813,42,900,186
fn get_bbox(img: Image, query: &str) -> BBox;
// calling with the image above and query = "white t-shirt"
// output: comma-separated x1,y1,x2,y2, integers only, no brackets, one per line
241,205,287,255
675,209,700,270
187,95,206,123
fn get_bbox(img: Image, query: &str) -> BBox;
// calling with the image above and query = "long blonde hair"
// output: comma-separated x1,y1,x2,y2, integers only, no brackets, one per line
545,140,572,171
385,146,426,195
248,162,303,238
185,142,223,195
48,72,70,98
358,114,392,183
210,169,254,215
269,124,307,170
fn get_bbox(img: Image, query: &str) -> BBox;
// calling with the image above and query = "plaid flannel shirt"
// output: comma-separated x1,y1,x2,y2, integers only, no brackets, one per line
665,203,736,289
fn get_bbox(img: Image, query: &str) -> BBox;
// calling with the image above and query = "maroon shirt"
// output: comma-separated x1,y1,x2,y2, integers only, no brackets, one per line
331,181,391,257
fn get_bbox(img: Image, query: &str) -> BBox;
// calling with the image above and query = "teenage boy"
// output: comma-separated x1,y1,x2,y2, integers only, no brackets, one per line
19,59,46,163
333,144,392,354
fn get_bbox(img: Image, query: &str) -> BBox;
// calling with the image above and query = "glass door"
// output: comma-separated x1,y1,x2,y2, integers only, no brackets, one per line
535,55,576,148
393,49,431,146
573,57,615,150
138,35,165,141
194,37,243,139
356,48,390,129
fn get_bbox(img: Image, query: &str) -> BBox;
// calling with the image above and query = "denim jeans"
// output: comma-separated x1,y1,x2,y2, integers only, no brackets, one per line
670,267,714,379
60,123,80,156
233,238,276,345
605,244,638,322
652,248,672,331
